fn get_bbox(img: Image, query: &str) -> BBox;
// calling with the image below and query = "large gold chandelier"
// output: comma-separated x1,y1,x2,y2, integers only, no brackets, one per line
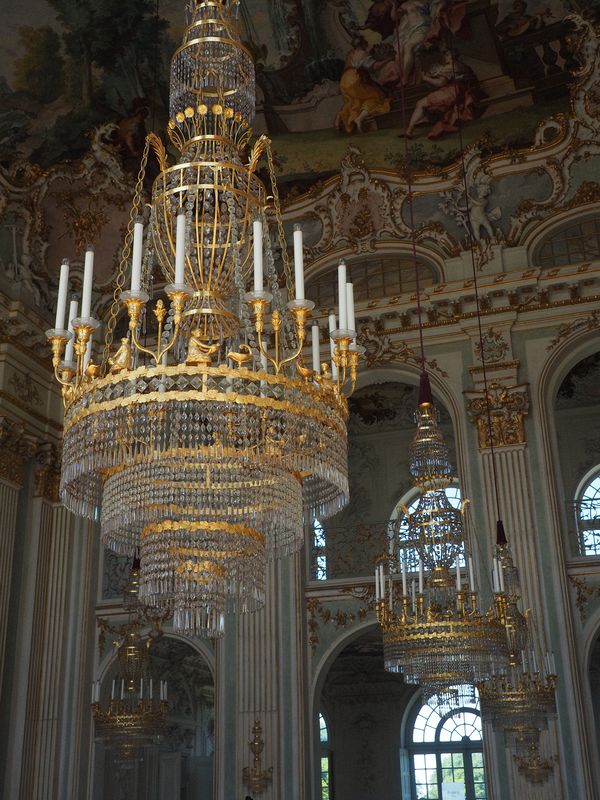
376,374,509,695
47,0,360,637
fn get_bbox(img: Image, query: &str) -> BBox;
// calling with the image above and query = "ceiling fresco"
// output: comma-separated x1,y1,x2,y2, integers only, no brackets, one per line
0,0,595,187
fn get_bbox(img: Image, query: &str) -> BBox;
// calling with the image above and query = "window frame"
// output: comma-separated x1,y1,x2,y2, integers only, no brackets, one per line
318,711,333,800
575,467,600,557
407,689,487,800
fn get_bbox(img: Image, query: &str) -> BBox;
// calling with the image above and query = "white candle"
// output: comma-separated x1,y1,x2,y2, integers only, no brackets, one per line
140,677,143,699
418,558,424,594
163,682,167,701
311,324,320,373
492,558,499,593
550,652,556,674
55,258,70,329
328,313,338,380
131,220,144,292
149,678,153,699
531,650,538,674
81,247,94,318
337,261,347,329
411,579,416,612
64,299,78,363
346,282,355,334
375,567,380,600
175,213,186,285
83,335,93,371
521,650,527,673
468,556,475,592
401,558,407,596
111,679,115,701
498,560,505,593
456,559,461,591
253,218,263,292
293,224,305,301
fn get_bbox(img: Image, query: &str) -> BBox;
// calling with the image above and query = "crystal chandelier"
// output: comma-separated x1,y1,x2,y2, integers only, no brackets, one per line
92,561,168,757
91,620,168,757
375,373,509,695
478,529,557,777
46,0,361,637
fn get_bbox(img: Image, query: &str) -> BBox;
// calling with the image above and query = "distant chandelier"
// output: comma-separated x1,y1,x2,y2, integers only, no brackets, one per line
47,0,361,636
375,374,509,695
478,534,557,780
92,560,168,757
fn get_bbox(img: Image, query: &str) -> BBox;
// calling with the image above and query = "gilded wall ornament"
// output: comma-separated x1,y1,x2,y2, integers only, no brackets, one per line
8,370,42,408
465,382,530,449
306,585,376,651
474,328,510,364
548,309,600,350
33,442,61,503
0,415,37,486
568,575,600,621
357,319,449,376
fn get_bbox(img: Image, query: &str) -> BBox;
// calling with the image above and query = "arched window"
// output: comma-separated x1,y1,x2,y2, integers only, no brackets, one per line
392,485,465,572
313,519,328,580
576,469,600,556
534,216,600,268
319,712,332,799
306,257,437,309
409,688,487,800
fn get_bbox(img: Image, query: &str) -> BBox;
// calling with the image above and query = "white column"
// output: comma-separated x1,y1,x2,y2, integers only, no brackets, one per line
234,553,306,800
480,446,548,648
0,476,21,696
478,444,567,799
18,503,76,799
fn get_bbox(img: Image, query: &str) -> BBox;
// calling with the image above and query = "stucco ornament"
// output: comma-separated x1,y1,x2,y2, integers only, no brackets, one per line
465,382,530,448
438,144,501,268
306,144,410,257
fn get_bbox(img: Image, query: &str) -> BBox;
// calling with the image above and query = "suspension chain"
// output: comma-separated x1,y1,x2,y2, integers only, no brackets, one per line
101,137,152,371
265,141,294,299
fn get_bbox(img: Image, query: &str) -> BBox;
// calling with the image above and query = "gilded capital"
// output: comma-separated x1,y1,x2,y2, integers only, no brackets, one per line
0,416,37,486
34,441,62,503
465,382,529,449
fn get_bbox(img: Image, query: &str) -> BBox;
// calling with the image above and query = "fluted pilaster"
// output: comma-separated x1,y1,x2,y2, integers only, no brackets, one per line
19,503,74,798
234,553,306,800
0,417,36,699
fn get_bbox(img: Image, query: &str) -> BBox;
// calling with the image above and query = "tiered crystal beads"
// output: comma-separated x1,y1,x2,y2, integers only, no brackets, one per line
60,366,349,635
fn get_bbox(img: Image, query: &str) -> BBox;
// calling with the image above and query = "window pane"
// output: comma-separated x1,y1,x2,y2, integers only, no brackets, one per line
577,474,600,556
535,216,600,268
411,690,487,800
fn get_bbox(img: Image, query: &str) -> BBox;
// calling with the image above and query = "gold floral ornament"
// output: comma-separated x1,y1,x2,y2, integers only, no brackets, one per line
465,382,530,448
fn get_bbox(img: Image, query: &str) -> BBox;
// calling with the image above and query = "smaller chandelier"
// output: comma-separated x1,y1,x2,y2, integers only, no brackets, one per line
92,561,168,757
91,625,168,756
478,537,557,773
376,374,509,696
514,743,556,784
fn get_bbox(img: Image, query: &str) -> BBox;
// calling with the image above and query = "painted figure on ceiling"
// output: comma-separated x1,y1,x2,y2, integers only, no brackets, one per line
336,36,391,133
495,0,553,38
405,49,484,138
365,0,467,87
